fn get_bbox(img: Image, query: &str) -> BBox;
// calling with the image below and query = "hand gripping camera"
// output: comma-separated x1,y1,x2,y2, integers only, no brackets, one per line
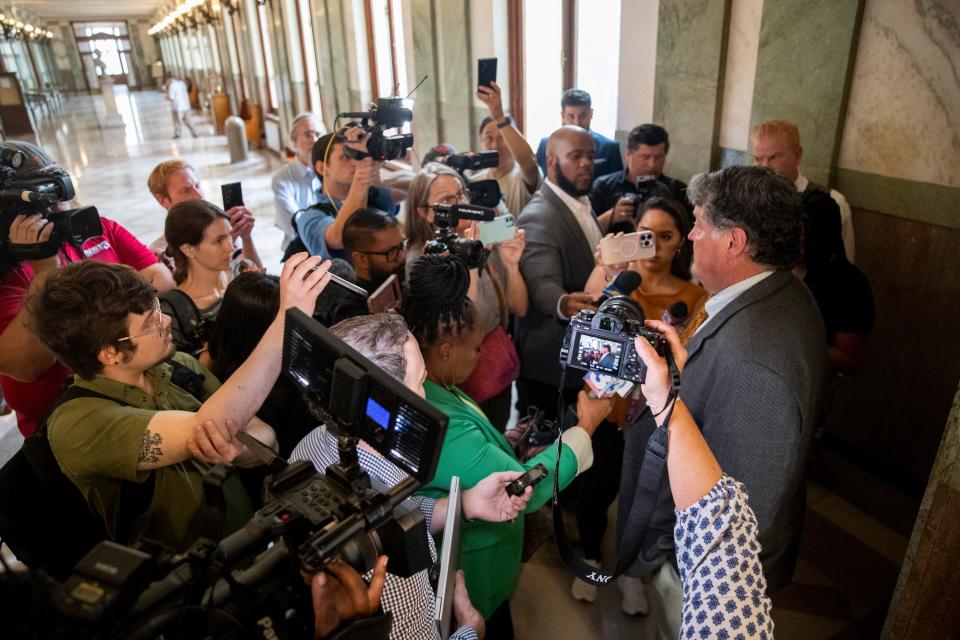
559,296,668,383
423,202,496,269
0,141,103,269
339,97,415,161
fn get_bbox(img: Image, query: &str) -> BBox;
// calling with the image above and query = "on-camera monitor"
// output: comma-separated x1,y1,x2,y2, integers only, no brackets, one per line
574,334,623,374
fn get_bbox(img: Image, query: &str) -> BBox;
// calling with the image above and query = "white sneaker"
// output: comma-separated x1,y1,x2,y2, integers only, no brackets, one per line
571,559,601,603
618,574,650,616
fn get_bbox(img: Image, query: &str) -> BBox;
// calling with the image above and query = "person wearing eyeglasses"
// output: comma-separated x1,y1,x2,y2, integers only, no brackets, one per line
29,255,331,552
272,112,327,251
404,162,528,429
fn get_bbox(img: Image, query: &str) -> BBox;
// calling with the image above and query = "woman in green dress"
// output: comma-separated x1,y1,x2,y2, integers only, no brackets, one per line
402,254,612,638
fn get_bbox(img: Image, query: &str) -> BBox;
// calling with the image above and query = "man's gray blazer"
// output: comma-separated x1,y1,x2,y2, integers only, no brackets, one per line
619,269,827,590
516,184,599,388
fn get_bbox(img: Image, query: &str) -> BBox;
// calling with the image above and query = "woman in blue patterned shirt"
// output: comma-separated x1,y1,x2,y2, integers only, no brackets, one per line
633,321,775,639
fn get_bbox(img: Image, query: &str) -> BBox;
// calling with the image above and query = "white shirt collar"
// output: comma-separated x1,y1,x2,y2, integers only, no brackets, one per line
794,174,808,193
545,177,592,215
292,157,314,179
699,270,776,333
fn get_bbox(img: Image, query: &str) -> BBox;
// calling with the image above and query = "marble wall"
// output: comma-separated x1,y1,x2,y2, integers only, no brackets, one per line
750,0,862,186
615,0,659,141
652,0,730,182
838,0,960,189
717,0,762,152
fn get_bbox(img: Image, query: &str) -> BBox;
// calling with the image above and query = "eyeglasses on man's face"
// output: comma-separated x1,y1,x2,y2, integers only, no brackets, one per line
357,239,407,263
117,297,165,343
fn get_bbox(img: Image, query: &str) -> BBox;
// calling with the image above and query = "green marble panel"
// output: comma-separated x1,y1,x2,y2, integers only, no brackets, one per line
750,0,864,186
309,0,340,126
653,0,731,183
435,0,474,150
409,0,441,155
835,169,960,230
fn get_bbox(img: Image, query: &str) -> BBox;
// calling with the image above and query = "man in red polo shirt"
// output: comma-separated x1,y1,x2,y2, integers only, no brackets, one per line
0,141,174,436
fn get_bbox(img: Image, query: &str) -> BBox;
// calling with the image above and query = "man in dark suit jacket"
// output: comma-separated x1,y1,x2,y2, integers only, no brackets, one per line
618,165,827,638
535,89,623,180
516,126,605,420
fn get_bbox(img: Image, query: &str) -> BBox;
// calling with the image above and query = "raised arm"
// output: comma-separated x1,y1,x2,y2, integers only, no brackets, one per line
137,254,330,470
476,82,540,192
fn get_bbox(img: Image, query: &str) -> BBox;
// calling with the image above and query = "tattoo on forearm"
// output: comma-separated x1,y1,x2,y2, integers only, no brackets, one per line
138,429,163,464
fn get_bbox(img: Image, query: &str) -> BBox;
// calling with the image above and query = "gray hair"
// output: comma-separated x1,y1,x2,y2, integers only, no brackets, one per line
330,312,411,382
687,165,803,269
289,112,325,141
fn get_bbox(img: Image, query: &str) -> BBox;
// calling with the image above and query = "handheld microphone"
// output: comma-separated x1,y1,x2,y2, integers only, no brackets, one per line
662,300,689,327
598,270,642,304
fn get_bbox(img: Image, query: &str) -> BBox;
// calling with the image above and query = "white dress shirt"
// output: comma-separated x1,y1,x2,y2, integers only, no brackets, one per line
544,178,604,320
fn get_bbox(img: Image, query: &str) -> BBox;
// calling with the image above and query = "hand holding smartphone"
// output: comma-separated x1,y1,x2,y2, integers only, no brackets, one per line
477,58,497,90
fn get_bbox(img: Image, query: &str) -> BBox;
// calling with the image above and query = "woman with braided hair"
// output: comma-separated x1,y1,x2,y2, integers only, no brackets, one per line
403,254,613,638
405,162,529,430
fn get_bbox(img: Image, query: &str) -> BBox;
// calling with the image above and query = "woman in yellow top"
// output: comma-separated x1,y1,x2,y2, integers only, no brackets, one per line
574,196,707,610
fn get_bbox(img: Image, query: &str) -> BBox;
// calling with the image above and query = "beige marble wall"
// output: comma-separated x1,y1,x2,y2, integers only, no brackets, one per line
838,0,960,188
718,0,762,151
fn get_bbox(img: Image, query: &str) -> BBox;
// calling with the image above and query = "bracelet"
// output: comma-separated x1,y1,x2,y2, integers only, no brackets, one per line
496,116,512,129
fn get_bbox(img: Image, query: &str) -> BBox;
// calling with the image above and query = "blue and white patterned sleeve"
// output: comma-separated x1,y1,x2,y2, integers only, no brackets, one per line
674,475,775,640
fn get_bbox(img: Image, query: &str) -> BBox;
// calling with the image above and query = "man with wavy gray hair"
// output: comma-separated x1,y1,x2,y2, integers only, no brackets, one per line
617,165,827,638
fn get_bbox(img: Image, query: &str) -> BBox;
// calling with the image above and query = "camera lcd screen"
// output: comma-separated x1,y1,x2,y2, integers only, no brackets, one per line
573,334,623,374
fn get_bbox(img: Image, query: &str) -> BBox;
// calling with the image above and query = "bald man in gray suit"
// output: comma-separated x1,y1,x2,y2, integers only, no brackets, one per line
515,126,605,420
618,165,827,638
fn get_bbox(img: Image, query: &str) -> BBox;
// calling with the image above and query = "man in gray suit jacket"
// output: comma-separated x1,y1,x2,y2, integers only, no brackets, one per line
516,126,604,419
618,165,827,638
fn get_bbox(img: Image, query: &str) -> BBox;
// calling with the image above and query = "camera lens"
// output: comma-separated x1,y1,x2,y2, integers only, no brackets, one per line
337,531,382,575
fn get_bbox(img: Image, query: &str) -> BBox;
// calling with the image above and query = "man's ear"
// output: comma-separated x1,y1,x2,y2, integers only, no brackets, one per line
98,345,121,369
314,160,325,177
154,192,171,210
728,227,750,259
352,250,369,270
795,145,803,163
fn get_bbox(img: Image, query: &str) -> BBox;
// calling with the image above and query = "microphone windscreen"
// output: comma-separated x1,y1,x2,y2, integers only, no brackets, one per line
329,258,356,282
668,300,689,320
612,270,642,295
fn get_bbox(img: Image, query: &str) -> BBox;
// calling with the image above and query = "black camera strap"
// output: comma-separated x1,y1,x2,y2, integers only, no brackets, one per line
550,355,680,586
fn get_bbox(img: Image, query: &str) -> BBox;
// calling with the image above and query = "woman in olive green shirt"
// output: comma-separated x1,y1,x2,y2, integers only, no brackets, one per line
402,254,612,636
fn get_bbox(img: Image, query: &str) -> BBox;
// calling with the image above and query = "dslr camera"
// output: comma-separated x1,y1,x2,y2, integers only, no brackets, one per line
340,97,415,161
559,296,668,383
0,141,103,269
423,202,495,269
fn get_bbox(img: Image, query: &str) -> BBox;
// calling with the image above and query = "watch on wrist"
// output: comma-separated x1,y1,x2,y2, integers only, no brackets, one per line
496,116,513,129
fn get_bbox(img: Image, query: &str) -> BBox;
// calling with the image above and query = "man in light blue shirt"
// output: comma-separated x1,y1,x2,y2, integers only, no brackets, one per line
272,112,326,250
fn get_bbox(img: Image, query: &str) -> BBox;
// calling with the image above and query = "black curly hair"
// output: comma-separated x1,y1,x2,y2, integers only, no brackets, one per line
401,254,476,348
687,165,803,269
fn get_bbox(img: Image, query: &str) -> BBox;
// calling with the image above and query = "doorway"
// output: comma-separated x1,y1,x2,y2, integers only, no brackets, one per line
72,21,138,91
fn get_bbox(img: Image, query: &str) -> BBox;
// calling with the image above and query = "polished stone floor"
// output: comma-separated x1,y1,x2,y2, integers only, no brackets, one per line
0,88,908,638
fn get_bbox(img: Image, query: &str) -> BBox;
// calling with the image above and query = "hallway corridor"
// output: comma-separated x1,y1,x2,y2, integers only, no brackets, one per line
0,88,911,639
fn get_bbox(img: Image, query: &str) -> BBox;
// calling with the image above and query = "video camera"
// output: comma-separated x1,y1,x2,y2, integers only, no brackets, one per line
42,309,448,638
423,202,496,269
340,97,415,161
0,141,103,269
559,296,668,383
